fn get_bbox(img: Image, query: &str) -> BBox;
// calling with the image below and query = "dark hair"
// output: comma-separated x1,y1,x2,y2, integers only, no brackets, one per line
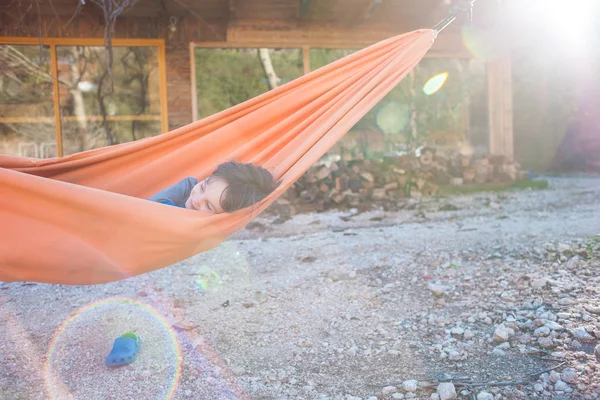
209,161,281,212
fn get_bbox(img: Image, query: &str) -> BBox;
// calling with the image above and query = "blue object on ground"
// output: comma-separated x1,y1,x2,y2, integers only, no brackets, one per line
105,332,141,367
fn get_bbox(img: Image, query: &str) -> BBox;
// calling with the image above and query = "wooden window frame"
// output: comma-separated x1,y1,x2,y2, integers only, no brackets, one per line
0,37,168,157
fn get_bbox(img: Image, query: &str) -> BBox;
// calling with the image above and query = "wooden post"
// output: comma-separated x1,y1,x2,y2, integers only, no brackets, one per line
487,57,513,158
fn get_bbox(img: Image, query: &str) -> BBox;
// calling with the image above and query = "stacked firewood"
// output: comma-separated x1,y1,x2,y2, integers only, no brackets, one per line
268,148,530,216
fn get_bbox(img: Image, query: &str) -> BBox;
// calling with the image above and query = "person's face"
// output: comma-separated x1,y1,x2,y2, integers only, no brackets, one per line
185,178,227,213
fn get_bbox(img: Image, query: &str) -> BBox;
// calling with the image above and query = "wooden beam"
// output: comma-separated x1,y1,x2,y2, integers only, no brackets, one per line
224,20,472,58
229,0,236,19
362,0,383,21
488,57,513,158
298,0,311,19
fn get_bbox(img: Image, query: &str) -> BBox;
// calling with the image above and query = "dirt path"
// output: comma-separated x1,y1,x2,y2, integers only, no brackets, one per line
1,176,599,400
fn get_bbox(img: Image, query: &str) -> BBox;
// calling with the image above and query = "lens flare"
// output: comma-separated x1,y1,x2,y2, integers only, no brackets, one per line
423,72,449,95
44,297,182,400
376,101,411,134
189,241,252,294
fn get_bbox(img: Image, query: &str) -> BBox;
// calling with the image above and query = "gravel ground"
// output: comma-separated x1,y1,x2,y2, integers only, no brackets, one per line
1,175,599,400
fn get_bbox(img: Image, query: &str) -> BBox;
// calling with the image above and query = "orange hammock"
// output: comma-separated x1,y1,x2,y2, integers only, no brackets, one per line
0,29,435,285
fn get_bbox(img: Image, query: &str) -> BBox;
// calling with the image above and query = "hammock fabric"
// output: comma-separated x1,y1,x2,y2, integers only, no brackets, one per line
0,29,436,285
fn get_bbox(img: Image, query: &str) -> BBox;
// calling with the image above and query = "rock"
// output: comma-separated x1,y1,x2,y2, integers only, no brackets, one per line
230,366,246,376
543,321,563,331
549,371,560,383
392,394,405,399
566,256,580,270
382,386,397,395
403,380,418,392
477,392,493,400
464,329,474,340
437,382,457,400
138,290,148,297
534,326,551,337
538,337,555,349
448,349,461,361
534,383,544,392
555,381,570,391
491,348,506,356
561,369,577,384
450,327,465,337
558,297,575,306
595,344,600,358
493,324,514,343
531,278,548,290
557,243,571,254
569,328,595,342
429,283,448,296
431,394,440,400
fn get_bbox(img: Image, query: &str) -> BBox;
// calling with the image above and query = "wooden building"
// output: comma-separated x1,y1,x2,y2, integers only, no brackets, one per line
0,0,513,159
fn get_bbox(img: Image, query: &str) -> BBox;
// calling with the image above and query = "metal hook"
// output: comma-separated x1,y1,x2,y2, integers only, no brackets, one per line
433,0,476,34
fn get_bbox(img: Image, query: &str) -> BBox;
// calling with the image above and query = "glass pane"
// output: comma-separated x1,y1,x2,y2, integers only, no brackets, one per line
0,44,57,158
310,49,485,160
56,46,161,155
195,48,304,119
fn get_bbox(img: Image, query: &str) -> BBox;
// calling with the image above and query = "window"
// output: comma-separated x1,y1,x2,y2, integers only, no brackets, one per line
194,47,304,119
0,38,167,158
0,44,56,157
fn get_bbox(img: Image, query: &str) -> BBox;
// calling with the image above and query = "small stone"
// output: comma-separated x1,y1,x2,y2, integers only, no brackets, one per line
464,330,474,340
382,386,397,395
531,277,548,290
429,283,448,296
561,369,577,384
448,349,461,361
557,243,571,253
230,366,246,376
477,392,493,400
491,348,506,356
367,397,378,400
566,256,580,269
534,383,544,392
558,297,575,306
570,328,595,342
138,290,148,297
538,337,555,349
431,394,440,400
555,381,570,391
493,324,514,343
549,371,560,383
450,327,465,337
184,389,193,397
403,380,418,392
392,394,405,399
437,382,457,400
534,326,551,337
544,321,563,331
595,344,600,357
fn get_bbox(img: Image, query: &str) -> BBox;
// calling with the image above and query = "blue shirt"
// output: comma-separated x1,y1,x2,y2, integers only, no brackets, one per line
148,177,198,208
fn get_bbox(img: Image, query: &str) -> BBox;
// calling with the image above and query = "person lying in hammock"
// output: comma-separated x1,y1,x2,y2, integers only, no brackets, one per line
148,161,280,213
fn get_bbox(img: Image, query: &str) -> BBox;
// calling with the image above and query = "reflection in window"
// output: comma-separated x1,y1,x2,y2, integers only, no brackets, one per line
195,48,304,119
0,45,57,158
56,46,161,155
310,49,483,159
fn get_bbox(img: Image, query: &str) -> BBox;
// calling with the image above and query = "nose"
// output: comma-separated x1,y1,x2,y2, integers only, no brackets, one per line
191,193,205,211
